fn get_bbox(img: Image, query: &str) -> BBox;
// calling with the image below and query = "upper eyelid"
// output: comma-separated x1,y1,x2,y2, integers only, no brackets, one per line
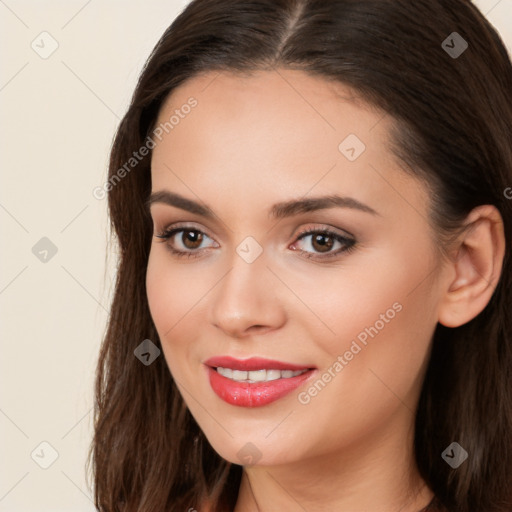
155,222,355,244
295,224,354,239
156,221,216,239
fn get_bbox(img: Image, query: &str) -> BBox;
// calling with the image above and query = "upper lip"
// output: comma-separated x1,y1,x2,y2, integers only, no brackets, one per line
204,356,314,371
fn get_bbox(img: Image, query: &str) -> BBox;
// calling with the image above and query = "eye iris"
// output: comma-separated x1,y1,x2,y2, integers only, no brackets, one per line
182,230,203,249
312,233,334,253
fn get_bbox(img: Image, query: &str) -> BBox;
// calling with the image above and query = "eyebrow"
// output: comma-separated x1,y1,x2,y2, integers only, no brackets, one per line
146,190,379,219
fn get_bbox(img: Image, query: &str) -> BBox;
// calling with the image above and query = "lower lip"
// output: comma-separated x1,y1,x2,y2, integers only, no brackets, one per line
206,366,315,407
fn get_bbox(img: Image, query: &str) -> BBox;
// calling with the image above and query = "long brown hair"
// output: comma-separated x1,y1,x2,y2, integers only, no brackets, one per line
87,1,512,510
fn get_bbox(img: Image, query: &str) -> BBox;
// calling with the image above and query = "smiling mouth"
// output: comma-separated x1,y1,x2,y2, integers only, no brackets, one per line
203,356,316,407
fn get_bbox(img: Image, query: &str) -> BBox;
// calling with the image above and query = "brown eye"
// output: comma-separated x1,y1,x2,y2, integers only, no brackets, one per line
181,230,203,250
311,233,335,253
155,226,218,258
292,228,356,260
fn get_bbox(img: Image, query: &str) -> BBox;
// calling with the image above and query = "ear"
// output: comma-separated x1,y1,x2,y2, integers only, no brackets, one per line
437,205,505,328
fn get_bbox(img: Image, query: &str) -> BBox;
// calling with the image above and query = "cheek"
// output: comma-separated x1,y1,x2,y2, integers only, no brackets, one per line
329,255,437,400
146,249,204,332
288,243,437,356
284,263,438,453
291,242,440,415
146,250,175,333
145,249,214,372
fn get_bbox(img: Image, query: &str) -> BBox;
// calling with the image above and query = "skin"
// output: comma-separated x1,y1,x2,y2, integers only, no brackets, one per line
146,69,505,511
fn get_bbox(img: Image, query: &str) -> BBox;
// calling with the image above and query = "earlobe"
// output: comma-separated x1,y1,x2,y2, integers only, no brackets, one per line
438,205,505,328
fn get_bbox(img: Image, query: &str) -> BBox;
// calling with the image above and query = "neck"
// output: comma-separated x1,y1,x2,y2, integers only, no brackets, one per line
233,410,434,512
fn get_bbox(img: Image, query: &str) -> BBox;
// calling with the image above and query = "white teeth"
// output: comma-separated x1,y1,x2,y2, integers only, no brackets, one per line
217,367,233,379
248,369,267,382
216,367,308,382
266,369,281,381
232,370,247,380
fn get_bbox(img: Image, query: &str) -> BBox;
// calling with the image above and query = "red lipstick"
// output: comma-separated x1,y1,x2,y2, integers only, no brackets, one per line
204,356,316,407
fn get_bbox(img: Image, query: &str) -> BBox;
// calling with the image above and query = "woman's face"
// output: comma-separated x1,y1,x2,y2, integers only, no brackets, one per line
146,69,447,467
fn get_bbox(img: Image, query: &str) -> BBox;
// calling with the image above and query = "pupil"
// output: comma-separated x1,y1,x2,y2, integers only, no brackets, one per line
183,230,202,248
313,234,333,252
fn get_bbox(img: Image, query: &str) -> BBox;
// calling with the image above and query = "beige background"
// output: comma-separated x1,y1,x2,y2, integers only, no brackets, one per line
0,1,510,510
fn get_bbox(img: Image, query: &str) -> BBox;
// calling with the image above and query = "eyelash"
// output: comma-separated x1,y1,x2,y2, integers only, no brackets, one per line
154,224,357,261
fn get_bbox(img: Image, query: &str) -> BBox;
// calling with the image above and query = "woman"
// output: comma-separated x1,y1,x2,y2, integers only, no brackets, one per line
88,1,512,510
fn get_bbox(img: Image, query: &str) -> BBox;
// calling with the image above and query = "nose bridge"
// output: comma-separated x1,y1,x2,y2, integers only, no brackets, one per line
209,241,284,336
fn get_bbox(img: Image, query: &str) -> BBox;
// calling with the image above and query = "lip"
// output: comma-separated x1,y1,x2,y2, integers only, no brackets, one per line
203,356,316,407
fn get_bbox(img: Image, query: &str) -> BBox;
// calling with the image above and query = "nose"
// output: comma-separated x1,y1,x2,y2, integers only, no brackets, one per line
209,248,286,339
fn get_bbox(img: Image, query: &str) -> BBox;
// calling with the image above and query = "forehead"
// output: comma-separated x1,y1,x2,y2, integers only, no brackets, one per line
153,69,384,155
150,69,428,223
